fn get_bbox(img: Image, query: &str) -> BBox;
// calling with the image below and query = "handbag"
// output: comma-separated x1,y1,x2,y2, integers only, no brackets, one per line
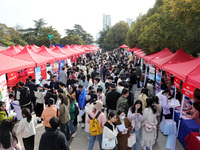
144,123,155,132
127,133,136,148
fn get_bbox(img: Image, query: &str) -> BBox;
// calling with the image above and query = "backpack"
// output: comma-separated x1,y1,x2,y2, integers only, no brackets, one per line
88,111,102,136
118,99,129,114
18,86,31,106
44,90,57,105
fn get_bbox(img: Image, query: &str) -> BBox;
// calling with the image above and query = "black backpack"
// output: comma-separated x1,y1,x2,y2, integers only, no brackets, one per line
18,86,31,106
44,90,57,105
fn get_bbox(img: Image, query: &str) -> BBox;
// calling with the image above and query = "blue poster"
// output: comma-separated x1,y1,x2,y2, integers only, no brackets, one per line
35,67,41,85
155,71,162,94
58,60,65,81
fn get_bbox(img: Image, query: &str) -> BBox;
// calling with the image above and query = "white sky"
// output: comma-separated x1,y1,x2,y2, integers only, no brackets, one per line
0,0,155,39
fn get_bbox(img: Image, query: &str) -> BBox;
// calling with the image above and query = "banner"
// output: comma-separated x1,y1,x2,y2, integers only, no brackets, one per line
7,72,18,82
166,72,171,81
0,74,8,102
41,64,47,80
174,77,181,89
27,67,35,76
53,61,59,76
35,67,41,85
140,58,143,71
182,82,195,98
67,58,72,67
149,67,155,81
59,60,65,74
155,70,162,94
46,65,53,80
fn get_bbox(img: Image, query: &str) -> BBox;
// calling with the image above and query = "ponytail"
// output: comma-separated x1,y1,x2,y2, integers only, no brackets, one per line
22,108,32,123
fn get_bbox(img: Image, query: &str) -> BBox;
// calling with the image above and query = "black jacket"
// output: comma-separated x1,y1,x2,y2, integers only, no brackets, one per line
66,78,76,88
129,73,137,84
50,81,59,90
25,81,37,99
39,128,70,150
106,89,121,110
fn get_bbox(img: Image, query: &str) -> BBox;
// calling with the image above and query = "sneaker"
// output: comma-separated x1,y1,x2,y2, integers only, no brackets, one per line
72,132,77,138
81,123,85,128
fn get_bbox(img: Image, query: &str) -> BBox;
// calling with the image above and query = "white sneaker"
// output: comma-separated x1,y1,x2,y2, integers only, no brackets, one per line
81,123,85,128
72,132,77,138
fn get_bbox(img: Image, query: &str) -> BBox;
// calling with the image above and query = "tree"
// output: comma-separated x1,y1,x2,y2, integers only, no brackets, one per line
60,35,85,45
96,26,109,50
105,21,129,50
24,35,38,45
33,18,47,36
65,24,93,45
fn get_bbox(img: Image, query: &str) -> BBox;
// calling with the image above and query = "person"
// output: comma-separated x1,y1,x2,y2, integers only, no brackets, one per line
44,84,57,105
97,86,106,105
135,64,141,88
39,117,70,150
66,74,76,90
0,101,13,123
25,78,37,110
93,77,106,94
47,71,53,81
160,89,172,119
67,94,77,138
102,112,118,150
59,67,67,85
116,109,132,150
152,96,162,140
58,82,68,95
138,88,149,111
128,100,143,150
77,84,87,128
58,93,71,141
86,101,107,150
146,80,154,97
0,119,20,150
161,78,167,90
16,81,32,112
16,108,37,150
141,98,157,150
183,102,200,119
106,83,121,114
117,82,124,94
116,88,129,114
91,67,100,81
42,98,60,130
34,84,45,123
50,75,59,91
79,75,89,89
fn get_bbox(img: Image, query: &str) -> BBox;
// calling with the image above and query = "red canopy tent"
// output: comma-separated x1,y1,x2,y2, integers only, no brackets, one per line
119,44,129,48
128,46,140,52
1,45,21,56
0,53,35,75
53,46,75,57
37,45,66,60
162,57,200,82
15,44,24,50
134,50,143,56
69,45,85,54
152,48,195,68
186,65,200,88
49,45,55,50
79,45,91,52
12,47,55,66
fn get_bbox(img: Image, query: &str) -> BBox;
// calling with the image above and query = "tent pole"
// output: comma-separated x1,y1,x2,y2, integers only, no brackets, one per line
177,94,185,136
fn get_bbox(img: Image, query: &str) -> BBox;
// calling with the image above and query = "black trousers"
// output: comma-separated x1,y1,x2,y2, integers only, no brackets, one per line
81,113,85,123
137,77,140,88
22,135,35,150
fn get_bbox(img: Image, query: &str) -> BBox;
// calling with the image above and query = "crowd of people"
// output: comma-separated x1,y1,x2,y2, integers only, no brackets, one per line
1,48,200,150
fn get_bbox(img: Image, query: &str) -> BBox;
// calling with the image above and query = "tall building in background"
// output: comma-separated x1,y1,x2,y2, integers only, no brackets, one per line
126,18,133,28
103,14,111,30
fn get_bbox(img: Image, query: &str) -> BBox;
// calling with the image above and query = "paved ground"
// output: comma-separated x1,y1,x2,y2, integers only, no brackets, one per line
13,88,185,150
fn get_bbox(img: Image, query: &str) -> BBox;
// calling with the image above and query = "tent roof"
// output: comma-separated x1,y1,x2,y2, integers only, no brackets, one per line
150,48,173,64
1,45,21,56
62,46,77,56
70,45,85,53
119,44,129,48
49,45,55,50
15,44,23,50
79,45,91,52
37,46,66,60
12,47,54,66
143,49,169,63
0,53,35,75
52,46,74,57
128,47,140,52
162,57,200,82
153,48,195,68
187,65,200,88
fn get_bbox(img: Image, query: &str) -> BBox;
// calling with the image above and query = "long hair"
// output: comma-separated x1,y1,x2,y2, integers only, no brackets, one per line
69,85,77,95
22,108,32,123
0,119,18,149
0,101,8,116
146,97,157,114
131,100,143,115
58,93,69,106
141,88,149,97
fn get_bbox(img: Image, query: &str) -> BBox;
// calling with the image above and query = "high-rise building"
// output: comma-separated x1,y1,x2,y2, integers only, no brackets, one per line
103,14,111,30
126,18,133,28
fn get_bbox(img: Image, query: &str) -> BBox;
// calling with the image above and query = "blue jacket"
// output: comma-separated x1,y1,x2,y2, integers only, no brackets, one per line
77,88,87,109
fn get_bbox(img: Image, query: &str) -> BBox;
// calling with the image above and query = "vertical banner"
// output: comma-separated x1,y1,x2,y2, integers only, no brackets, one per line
182,82,195,98
0,74,8,102
35,67,41,85
53,61,59,76
155,69,162,94
7,72,18,83
46,65,53,80
149,67,155,81
140,58,144,71
166,72,171,81
58,60,65,81
41,64,47,80
144,62,148,86
67,58,72,67
174,76,181,89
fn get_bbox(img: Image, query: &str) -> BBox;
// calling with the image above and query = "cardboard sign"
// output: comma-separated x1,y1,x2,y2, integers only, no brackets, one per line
166,72,171,81
7,72,17,82
174,76,180,89
182,82,195,98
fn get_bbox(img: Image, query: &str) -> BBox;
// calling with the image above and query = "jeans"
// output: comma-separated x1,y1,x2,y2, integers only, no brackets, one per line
88,133,103,150
131,84,137,96
60,122,70,141
133,129,140,150
69,119,76,134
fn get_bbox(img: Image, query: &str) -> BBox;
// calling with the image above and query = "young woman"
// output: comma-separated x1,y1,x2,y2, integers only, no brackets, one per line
116,109,132,150
16,108,37,150
138,88,149,111
160,89,172,119
0,101,12,123
0,119,20,150
141,98,157,150
102,112,118,150
127,100,143,150
68,85,77,101
58,93,71,141
79,75,89,89
42,98,60,130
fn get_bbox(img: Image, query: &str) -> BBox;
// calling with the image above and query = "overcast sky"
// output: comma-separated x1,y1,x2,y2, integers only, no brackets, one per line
0,0,156,39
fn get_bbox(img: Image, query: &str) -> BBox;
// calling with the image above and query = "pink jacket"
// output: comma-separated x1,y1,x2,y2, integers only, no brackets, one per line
86,109,107,132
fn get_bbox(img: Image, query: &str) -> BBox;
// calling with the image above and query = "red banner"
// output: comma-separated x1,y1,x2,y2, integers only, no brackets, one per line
7,72,18,82
156,67,159,72
27,67,35,76
174,76,180,89
41,64,47,79
166,72,171,81
182,82,195,98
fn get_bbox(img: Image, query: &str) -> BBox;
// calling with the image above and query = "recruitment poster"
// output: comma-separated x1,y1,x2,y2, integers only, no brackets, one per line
53,61,59,76
35,67,41,85
58,60,65,81
67,58,72,67
140,58,144,71
0,74,8,102
155,70,162,94
46,65,53,80
149,67,155,81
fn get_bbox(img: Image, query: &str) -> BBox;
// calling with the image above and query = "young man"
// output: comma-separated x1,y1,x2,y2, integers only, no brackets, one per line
50,75,59,91
116,88,129,114
59,67,67,85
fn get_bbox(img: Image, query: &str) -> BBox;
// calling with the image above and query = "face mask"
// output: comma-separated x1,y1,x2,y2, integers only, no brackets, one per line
120,115,125,120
